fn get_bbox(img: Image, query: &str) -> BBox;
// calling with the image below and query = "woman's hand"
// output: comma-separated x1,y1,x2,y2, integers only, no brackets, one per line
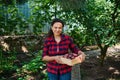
54,56,64,64
78,51,86,63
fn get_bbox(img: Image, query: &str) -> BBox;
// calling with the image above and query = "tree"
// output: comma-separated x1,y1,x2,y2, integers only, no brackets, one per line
0,0,59,35
59,0,120,65
89,0,120,65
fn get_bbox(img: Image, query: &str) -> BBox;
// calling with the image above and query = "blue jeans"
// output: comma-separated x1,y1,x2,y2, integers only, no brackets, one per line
48,72,71,80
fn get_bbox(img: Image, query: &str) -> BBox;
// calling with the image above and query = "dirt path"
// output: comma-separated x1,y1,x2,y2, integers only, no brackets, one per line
85,44,120,57
80,44,120,80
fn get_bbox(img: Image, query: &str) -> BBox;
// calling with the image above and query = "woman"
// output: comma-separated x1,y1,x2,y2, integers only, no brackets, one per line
42,18,85,80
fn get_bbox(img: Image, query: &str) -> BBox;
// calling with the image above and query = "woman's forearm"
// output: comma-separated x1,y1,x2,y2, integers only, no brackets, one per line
42,56,55,62
42,55,64,64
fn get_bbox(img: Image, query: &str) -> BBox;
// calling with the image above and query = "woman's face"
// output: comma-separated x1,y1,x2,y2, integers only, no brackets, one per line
52,22,63,36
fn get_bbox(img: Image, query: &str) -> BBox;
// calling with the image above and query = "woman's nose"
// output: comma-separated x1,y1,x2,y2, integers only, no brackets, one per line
56,28,59,31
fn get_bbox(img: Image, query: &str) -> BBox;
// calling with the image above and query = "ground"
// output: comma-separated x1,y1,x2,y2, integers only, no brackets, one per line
80,45,120,80
0,44,120,80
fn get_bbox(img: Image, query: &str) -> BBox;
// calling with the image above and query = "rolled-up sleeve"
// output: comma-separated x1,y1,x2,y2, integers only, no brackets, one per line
69,37,80,54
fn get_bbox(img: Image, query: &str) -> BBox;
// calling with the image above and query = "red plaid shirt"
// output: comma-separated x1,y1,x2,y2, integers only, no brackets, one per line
42,34,80,74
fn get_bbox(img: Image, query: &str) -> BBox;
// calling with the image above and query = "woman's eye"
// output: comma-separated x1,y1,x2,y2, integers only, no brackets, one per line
59,27,62,29
54,26,62,29
55,27,57,29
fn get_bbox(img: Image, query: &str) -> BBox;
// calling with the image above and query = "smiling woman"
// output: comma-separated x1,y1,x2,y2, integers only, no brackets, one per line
47,18,64,38
51,22,63,37
42,18,85,80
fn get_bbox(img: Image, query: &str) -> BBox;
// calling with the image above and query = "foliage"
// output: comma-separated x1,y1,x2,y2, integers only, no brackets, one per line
0,1,120,80
16,50,48,80
0,4,31,35
0,50,17,70
67,26,94,49
28,0,55,34
0,35,47,79
88,0,120,65
58,0,86,11
0,49,18,79
62,0,120,65
0,0,28,5
0,0,58,35
81,0,120,65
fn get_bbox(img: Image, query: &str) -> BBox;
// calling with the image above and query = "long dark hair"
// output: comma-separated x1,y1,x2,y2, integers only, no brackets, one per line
47,18,64,37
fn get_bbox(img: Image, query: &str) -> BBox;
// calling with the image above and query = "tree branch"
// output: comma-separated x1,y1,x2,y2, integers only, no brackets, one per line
94,34,103,50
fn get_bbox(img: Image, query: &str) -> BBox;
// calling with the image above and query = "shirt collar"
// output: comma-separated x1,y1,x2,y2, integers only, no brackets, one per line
50,34,65,41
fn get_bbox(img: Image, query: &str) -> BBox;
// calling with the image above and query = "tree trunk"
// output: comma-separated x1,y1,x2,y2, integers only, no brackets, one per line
99,45,108,66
